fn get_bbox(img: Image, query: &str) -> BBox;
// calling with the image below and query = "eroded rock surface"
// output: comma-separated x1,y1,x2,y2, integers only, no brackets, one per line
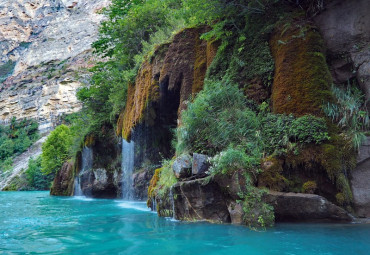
0,0,110,132
314,0,370,106
172,177,231,223
265,191,353,222
351,137,370,217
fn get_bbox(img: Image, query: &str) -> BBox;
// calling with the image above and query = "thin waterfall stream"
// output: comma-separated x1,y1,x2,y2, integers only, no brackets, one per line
73,146,93,196
122,139,135,200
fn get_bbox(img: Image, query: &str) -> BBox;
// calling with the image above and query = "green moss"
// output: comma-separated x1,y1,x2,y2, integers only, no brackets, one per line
258,157,288,191
270,21,333,116
302,181,317,194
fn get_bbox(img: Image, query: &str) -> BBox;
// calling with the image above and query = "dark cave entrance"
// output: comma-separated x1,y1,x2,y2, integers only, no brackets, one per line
159,74,182,158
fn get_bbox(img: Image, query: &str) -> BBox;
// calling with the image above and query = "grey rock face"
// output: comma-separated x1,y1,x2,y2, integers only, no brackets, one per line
228,202,244,225
0,0,110,132
133,169,154,200
351,137,370,217
172,177,231,223
264,191,353,222
172,154,192,178
192,153,209,176
314,0,370,106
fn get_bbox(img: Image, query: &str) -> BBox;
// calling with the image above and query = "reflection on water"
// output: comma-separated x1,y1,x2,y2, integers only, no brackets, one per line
0,191,369,255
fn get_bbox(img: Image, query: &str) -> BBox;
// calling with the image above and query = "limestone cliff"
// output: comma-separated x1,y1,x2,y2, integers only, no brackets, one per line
0,0,110,132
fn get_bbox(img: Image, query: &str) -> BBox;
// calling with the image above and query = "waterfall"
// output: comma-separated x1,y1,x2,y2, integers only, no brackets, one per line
73,146,93,196
122,139,135,200
169,188,176,219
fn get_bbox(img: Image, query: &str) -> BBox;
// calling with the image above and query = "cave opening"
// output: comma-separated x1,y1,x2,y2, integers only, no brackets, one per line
159,74,182,157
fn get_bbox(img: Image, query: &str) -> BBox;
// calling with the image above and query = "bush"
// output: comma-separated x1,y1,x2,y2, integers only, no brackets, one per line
290,115,330,144
240,187,275,229
302,181,317,194
0,118,39,171
324,82,369,150
41,125,73,175
260,113,330,156
210,146,260,177
175,80,260,155
25,156,54,190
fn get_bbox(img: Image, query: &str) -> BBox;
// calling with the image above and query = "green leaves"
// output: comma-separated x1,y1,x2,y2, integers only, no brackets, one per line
41,125,73,175
324,82,369,150
260,113,330,156
176,80,260,155
0,118,39,171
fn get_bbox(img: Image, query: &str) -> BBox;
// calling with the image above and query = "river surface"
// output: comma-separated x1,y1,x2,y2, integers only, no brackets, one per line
1,192,369,255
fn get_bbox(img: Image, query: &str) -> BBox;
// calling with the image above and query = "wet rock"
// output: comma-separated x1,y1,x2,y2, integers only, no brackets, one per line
214,170,248,200
133,169,154,200
172,154,192,179
192,153,209,176
351,137,370,217
172,177,231,223
50,161,74,196
228,202,244,225
264,191,353,222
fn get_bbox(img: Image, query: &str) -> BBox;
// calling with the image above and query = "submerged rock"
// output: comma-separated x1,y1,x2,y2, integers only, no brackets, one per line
172,154,192,179
264,191,353,222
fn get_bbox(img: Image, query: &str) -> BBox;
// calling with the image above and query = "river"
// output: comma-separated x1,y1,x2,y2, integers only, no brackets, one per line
0,192,369,254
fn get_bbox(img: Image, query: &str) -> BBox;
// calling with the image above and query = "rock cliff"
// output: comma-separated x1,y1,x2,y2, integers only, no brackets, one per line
0,0,110,132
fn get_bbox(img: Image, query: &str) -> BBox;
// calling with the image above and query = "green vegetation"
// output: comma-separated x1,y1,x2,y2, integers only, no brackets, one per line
260,113,330,156
0,60,16,83
324,82,369,150
41,125,72,175
0,118,39,172
25,156,54,190
175,81,260,156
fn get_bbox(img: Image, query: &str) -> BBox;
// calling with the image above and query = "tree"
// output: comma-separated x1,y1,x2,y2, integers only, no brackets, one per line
41,125,73,175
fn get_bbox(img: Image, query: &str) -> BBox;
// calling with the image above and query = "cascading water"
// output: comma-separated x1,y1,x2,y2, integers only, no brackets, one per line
122,139,135,200
74,146,93,196
169,188,176,219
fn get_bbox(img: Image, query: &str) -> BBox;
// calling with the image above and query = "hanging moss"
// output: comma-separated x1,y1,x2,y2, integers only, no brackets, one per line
258,156,288,192
118,27,218,140
147,167,162,208
270,20,333,116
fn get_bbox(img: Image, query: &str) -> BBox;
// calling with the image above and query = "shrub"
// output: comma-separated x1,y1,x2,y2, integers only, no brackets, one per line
0,118,39,171
210,146,260,177
290,115,330,144
260,113,330,156
302,181,317,194
25,156,54,190
240,187,275,229
324,82,369,150
175,80,260,155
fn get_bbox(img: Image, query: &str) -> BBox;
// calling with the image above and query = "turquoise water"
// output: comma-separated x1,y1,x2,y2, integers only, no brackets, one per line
1,192,369,255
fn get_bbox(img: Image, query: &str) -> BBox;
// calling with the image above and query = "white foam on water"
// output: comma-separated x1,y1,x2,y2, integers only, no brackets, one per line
70,196,94,202
116,201,151,212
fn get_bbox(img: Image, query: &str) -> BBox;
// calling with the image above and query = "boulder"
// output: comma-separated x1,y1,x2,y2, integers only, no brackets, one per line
50,162,74,196
228,202,244,225
172,154,192,178
351,137,370,217
192,153,210,176
133,169,154,200
314,0,370,106
264,191,353,222
172,177,231,223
